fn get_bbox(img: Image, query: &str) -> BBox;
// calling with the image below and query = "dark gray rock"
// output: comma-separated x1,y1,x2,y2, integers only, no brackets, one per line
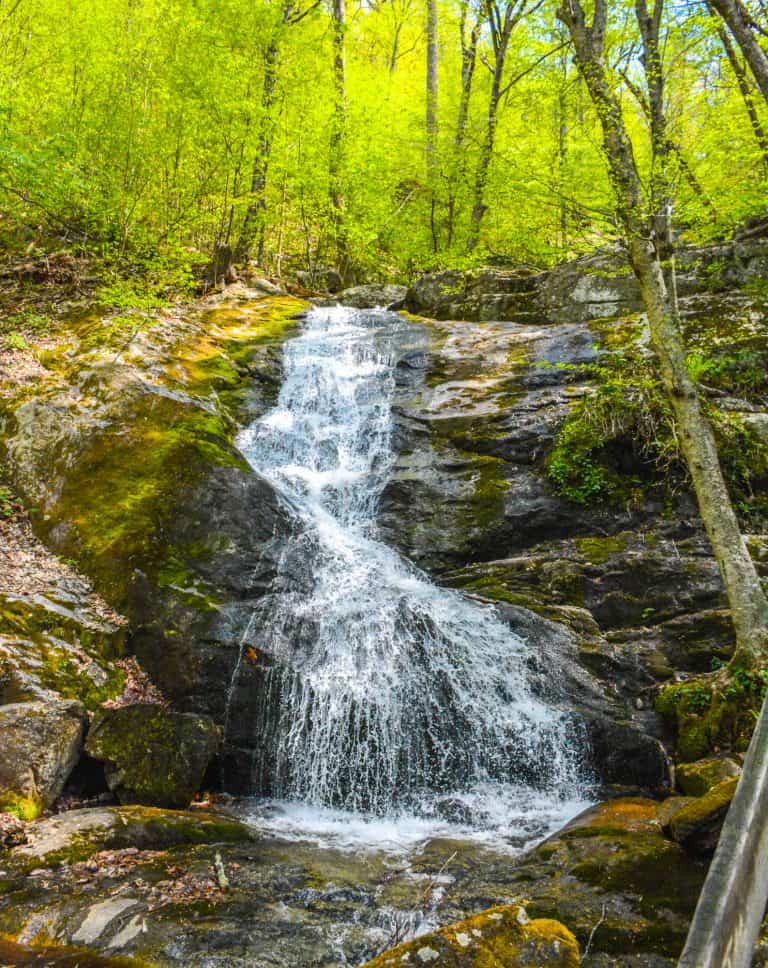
85,704,220,808
337,284,407,309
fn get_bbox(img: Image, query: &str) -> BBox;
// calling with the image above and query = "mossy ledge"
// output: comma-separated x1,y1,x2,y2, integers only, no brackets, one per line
1,291,307,713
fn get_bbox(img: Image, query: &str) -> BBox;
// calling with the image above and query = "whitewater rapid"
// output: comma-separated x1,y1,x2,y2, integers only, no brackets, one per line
229,305,590,851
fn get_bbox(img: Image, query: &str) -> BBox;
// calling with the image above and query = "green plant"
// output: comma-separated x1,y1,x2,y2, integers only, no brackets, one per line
5,331,29,350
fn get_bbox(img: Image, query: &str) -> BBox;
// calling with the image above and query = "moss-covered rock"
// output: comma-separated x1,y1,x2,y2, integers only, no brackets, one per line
656,671,764,762
667,776,738,853
0,592,126,709
11,804,253,868
482,799,707,961
2,291,308,766
85,704,220,808
676,756,740,797
0,699,86,819
362,905,579,967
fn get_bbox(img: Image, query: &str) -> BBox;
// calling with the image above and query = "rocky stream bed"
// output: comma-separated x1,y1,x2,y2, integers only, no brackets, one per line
0,238,767,965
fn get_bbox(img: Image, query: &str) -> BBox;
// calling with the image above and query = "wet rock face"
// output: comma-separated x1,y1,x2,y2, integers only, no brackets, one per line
85,704,220,808
379,317,618,570
0,699,87,818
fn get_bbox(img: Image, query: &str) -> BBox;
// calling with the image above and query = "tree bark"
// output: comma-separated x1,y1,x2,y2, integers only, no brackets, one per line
447,0,482,248
556,0,768,666
234,39,280,266
635,0,673,258
709,0,768,105
426,0,439,251
467,0,525,251
330,0,350,278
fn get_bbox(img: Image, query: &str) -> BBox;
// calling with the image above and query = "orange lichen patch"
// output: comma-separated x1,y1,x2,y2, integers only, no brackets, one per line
562,798,661,836
362,904,579,967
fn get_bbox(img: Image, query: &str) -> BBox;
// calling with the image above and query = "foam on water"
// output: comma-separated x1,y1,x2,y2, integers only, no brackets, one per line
229,304,591,846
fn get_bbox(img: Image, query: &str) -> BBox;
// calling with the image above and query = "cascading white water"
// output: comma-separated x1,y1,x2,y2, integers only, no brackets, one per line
232,305,589,835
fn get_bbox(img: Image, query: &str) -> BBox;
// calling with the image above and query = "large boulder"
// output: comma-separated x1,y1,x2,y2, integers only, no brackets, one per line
85,704,220,808
666,776,739,853
337,284,407,309
495,799,707,961
361,905,579,967
2,293,308,781
0,700,86,818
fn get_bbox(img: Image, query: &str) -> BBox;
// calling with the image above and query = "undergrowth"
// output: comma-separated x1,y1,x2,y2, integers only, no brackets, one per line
546,336,768,526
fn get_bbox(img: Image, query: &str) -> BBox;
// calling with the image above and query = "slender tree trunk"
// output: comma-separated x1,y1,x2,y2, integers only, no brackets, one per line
556,0,768,666
330,0,350,278
467,0,520,251
635,0,674,258
714,14,768,169
709,0,768,105
426,0,439,251
558,10,768,963
447,0,481,248
234,39,279,265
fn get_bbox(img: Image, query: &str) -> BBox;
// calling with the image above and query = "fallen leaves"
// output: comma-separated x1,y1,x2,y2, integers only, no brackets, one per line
0,812,27,848
103,657,167,708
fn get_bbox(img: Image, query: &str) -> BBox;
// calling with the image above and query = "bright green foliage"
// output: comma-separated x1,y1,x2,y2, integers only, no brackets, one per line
0,0,763,276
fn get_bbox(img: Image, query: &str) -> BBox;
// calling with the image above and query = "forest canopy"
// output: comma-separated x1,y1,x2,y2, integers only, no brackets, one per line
0,0,766,280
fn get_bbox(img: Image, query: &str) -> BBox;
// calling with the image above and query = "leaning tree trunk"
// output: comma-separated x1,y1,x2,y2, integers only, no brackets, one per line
713,12,768,170
709,0,768,105
556,0,768,668
557,3,768,965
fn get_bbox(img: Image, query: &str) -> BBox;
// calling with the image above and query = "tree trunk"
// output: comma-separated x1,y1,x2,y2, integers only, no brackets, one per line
709,0,768,105
426,0,439,251
635,0,673,258
330,0,350,278
447,0,481,248
467,1,517,251
714,13,768,169
557,11,768,964
234,39,279,266
556,0,768,665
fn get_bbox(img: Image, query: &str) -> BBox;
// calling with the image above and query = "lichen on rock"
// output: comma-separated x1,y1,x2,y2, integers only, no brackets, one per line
361,904,579,967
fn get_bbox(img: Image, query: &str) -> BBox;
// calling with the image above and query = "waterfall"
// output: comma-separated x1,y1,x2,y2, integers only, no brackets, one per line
231,305,588,824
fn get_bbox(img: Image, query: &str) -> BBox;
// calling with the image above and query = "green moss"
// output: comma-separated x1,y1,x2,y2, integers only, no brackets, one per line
668,776,738,842
574,534,629,565
0,790,43,820
677,757,740,797
657,671,767,762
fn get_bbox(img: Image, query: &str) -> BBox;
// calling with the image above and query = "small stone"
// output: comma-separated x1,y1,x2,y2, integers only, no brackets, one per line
416,948,439,963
